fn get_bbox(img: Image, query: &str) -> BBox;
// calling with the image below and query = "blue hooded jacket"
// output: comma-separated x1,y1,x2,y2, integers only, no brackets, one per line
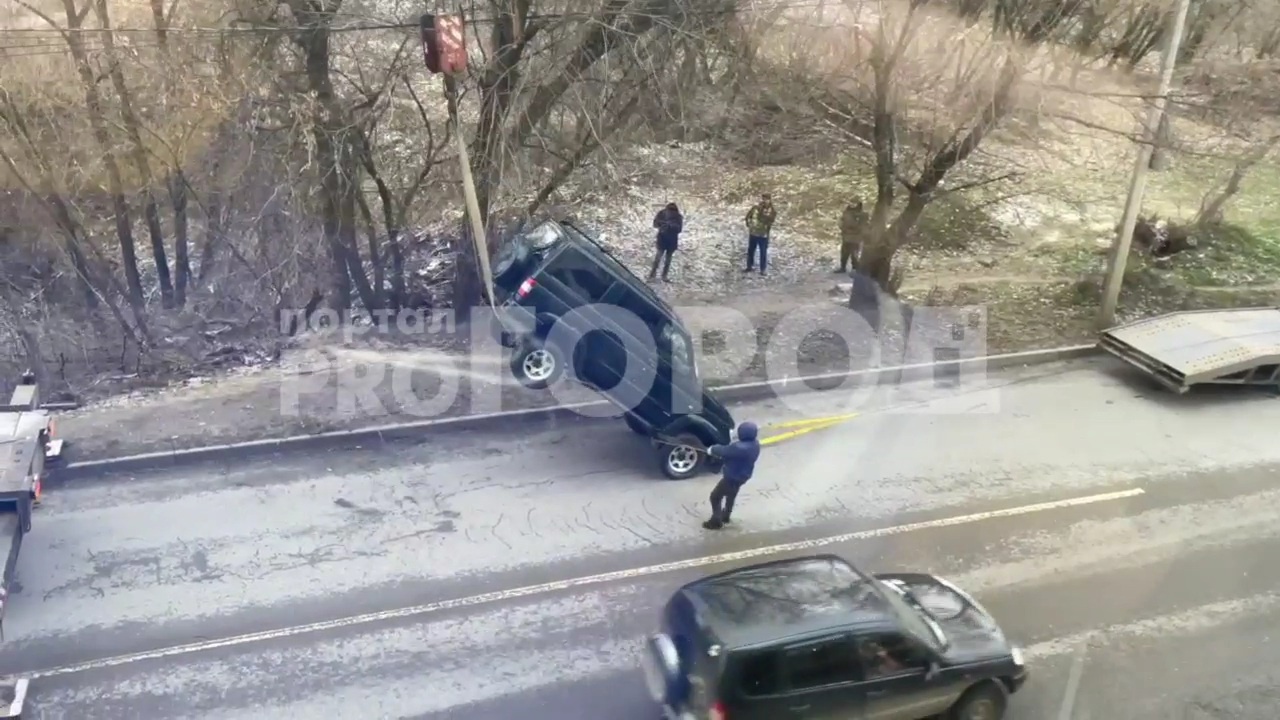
709,422,761,485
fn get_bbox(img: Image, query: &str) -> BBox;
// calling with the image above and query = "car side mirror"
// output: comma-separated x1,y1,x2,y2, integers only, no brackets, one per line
924,662,940,681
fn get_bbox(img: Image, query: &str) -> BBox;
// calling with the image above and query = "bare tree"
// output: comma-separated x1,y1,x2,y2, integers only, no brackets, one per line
783,0,1026,292
1194,134,1279,226
283,0,382,314
16,0,148,310
92,0,176,308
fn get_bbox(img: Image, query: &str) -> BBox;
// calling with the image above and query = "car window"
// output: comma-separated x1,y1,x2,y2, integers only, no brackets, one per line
611,286,668,329
784,636,862,690
661,323,693,375
560,222,669,301
855,633,928,680
739,651,781,696
544,253,613,302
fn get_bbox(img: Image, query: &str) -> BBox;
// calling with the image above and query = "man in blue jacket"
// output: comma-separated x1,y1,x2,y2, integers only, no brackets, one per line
703,421,761,530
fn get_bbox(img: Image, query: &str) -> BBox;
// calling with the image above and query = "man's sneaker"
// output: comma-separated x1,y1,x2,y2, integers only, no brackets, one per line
702,519,724,530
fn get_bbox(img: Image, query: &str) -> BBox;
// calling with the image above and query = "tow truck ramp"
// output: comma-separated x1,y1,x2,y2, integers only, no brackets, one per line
1099,307,1280,394
0,374,64,718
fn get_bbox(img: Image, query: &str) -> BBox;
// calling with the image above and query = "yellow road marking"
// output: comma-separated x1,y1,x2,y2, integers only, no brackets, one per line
761,416,858,446
772,412,861,429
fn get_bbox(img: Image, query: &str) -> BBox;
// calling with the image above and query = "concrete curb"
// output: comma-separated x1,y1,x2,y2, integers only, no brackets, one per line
60,343,1098,478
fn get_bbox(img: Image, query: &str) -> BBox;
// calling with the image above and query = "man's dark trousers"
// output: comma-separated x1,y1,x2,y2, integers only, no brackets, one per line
708,478,741,526
649,246,674,280
746,235,769,273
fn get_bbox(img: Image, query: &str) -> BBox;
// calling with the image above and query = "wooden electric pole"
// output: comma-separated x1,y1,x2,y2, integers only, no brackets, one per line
1096,0,1192,329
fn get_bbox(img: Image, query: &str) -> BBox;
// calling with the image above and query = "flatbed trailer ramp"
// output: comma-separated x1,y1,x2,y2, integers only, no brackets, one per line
1099,307,1280,394
0,515,28,717
0,376,64,718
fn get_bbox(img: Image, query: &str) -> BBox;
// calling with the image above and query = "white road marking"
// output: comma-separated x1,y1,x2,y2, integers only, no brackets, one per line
14,487,1143,681
1057,643,1087,720
1024,591,1280,661
27,579,1280,719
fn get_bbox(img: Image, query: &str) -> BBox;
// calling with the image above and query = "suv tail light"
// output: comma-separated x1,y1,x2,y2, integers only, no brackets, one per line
709,701,727,720
516,278,537,299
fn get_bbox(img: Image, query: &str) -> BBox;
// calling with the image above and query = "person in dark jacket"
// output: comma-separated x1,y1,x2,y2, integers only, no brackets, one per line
649,202,684,282
702,421,761,530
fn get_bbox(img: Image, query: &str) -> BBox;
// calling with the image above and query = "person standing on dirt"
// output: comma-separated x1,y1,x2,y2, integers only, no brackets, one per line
649,202,684,282
702,421,761,530
838,199,868,274
743,193,777,276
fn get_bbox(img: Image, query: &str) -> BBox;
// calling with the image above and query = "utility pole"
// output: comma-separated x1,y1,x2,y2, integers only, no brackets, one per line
420,13,496,309
1096,0,1192,329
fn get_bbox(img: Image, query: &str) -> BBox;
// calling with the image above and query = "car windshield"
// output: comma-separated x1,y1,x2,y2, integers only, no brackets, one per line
874,579,947,651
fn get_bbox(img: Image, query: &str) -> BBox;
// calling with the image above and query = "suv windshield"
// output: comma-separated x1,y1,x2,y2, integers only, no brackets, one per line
875,580,946,651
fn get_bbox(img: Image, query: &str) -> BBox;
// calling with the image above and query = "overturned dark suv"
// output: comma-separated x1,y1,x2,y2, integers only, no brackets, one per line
643,555,1029,720
490,220,736,479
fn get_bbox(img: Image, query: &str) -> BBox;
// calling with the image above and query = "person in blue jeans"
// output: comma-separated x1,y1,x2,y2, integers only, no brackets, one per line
743,194,777,276
703,422,761,530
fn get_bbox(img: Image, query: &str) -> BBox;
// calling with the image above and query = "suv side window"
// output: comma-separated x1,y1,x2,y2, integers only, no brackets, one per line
739,651,781,696
660,323,693,376
784,636,862,690
544,252,613,303
855,633,929,680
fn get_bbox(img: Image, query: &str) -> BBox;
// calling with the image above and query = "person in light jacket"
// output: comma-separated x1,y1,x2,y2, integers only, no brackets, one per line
702,421,762,530
743,194,777,276
838,199,868,273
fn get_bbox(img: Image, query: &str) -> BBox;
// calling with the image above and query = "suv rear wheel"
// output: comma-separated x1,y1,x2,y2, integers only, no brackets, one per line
510,337,564,390
658,432,706,480
947,682,1006,720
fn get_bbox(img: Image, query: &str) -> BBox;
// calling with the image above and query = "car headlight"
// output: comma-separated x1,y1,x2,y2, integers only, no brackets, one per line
1010,646,1024,666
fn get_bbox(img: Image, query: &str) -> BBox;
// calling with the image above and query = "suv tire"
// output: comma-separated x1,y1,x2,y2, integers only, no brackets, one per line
658,432,706,480
510,337,564,390
623,412,650,436
947,681,1007,720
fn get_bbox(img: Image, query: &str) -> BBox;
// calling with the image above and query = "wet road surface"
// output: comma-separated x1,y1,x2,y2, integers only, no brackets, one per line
4,357,1280,718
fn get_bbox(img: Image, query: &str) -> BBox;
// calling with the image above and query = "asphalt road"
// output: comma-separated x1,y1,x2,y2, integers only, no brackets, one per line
4,357,1280,718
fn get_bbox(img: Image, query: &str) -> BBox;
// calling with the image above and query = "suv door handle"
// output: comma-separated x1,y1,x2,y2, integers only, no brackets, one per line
866,690,888,698
789,704,811,712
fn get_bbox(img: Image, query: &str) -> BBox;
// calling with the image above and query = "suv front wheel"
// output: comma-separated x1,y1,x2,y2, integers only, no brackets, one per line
510,337,564,390
658,432,706,480
947,681,1007,720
